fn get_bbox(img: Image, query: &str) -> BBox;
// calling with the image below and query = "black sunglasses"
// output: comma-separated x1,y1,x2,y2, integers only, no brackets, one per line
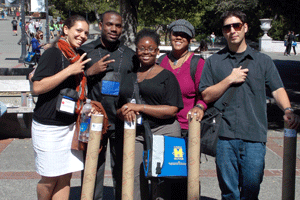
222,23,243,33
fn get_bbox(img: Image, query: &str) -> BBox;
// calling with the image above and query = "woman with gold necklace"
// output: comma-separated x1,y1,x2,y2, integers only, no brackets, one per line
157,19,207,199
117,29,183,200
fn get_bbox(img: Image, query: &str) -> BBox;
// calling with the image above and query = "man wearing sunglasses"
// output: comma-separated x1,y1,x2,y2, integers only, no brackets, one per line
199,11,300,199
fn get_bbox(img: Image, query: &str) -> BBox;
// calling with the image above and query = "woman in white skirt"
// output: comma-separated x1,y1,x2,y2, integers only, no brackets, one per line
31,15,91,199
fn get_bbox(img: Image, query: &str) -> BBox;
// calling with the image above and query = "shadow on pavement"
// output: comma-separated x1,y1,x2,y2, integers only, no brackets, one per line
267,59,300,131
70,186,115,200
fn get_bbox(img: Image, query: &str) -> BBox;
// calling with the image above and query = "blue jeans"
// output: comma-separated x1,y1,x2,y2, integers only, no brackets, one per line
216,137,266,200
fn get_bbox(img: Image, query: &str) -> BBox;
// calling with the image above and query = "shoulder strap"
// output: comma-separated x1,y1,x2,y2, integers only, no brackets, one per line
156,53,167,65
190,54,203,83
220,58,251,110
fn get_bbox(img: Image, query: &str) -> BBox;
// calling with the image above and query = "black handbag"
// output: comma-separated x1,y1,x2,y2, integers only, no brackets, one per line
200,58,250,157
200,107,223,157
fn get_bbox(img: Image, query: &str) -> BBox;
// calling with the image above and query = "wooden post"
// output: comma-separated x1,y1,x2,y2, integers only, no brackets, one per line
282,121,297,200
122,118,137,200
188,114,201,200
81,114,104,200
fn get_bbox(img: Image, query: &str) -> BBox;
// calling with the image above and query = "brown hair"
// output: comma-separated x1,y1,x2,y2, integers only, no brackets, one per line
61,15,89,36
35,30,43,40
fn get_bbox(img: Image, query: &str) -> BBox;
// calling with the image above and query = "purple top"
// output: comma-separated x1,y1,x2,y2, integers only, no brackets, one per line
160,53,206,130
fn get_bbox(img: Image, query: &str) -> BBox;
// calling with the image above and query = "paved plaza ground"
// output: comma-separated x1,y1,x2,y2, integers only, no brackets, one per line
1,16,300,200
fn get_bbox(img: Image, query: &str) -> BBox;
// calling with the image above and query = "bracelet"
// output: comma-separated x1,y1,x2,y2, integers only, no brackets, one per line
194,104,204,110
143,104,145,112
284,107,294,112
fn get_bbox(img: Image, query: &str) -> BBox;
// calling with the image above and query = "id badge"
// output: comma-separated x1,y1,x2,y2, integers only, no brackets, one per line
59,96,76,115
128,98,143,125
101,72,121,96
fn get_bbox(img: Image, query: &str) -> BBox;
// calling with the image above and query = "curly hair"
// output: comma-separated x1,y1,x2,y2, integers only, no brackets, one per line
135,28,160,46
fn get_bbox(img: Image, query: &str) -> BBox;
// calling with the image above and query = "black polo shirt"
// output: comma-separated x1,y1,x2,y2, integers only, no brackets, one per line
79,39,139,130
199,46,284,142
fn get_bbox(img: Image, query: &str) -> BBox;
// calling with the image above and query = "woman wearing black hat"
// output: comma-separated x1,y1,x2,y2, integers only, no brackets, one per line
157,19,206,199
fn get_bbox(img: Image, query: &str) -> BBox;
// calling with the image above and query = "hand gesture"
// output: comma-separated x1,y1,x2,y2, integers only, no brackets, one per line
229,66,249,85
67,53,91,76
88,54,115,75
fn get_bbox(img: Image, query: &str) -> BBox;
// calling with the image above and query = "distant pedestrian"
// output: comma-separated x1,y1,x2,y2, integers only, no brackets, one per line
210,32,216,47
29,16,34,24
39,19,43,31
49,20,55,39
35,19,40,32
28,21,36,38
286,30,294,56
28,31,45,68
194,39,208,53
284,31,289,56
19,19,22,29
16,11,20,20
11,17,18,36
291,31,297,55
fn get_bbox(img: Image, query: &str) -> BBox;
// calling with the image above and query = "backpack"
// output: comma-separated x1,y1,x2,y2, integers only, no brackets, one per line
156,53,203,83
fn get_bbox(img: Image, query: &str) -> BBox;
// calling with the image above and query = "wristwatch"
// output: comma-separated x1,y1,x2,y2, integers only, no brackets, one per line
284,107,294,112
194,104,204,110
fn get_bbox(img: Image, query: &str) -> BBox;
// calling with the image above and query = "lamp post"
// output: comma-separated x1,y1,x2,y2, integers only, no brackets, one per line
45,0,49,43
19,0,26,63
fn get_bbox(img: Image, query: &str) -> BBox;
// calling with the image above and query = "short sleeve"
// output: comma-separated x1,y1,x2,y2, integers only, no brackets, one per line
264,55,284,92
31,47,62,82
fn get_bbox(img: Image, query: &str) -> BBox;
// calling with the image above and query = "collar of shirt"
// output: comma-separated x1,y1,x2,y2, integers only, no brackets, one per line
221,45,255,62
93,37,121,52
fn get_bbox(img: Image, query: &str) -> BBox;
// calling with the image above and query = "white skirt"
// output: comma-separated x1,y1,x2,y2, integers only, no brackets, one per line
31,120,84,177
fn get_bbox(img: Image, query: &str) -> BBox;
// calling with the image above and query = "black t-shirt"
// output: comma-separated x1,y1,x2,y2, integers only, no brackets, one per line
11,20,17,27
118,69,184,128
31,47,77,126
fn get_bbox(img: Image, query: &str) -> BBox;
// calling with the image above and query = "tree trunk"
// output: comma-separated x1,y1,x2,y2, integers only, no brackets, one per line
119,0,139,50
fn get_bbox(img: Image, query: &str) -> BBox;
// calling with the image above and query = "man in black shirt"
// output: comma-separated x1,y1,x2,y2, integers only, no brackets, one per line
287,30,294,56
80,10,138,200
199,10,300,199
11,17,18,36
